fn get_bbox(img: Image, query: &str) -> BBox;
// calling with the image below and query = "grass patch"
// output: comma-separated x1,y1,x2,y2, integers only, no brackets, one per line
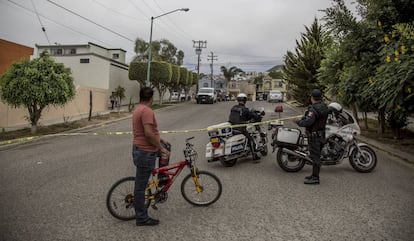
359,118,414,156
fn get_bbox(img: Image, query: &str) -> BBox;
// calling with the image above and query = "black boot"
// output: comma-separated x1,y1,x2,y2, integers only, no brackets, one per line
304,176,319,184
304,164,320,184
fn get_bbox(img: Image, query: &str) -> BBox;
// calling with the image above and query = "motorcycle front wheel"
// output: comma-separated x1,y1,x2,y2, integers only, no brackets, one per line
349,145,377,173
276,148,305,172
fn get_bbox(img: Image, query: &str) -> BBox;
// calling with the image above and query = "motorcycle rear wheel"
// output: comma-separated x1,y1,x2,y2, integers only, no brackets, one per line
220,158,237,167
276,148,305,172
349,145,377,173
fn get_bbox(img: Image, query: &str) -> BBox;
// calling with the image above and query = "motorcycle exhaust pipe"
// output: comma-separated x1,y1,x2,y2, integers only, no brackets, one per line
281,148,312,162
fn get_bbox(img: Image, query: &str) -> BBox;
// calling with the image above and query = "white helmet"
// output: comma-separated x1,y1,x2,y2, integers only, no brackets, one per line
236,93,247,102
328,102,342,113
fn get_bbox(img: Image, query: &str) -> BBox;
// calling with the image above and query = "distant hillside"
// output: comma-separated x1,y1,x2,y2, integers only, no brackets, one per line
267,64,284,72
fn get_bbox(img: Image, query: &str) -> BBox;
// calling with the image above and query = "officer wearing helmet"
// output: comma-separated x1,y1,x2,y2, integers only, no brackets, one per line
228,93,261,162
294,89,329,184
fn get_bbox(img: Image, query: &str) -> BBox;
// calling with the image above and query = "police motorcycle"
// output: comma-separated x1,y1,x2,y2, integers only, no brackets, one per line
270,102,377,173
205,108,268,167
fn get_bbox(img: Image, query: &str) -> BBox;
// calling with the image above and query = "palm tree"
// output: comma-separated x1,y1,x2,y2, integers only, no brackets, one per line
220,66,243,83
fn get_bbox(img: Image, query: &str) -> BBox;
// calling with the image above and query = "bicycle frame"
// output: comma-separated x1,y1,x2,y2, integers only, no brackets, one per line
146,137,202,201
149,161,188,192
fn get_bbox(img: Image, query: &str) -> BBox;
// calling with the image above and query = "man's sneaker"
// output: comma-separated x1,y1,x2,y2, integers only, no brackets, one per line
136,217,159,226
304,176,320,184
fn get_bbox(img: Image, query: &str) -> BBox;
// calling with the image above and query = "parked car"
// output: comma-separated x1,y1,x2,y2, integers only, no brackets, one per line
196,88,217,104
268,90,283,103
171,92,179,100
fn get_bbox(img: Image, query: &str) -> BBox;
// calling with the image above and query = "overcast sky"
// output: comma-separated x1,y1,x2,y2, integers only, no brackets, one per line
0,0,356,74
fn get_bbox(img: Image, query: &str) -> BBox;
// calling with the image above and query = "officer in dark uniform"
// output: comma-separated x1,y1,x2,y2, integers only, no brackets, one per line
228,93,261,162
295,89,329,184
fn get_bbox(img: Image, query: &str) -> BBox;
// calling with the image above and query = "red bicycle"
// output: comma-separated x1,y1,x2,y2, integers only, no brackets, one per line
106,137,222,221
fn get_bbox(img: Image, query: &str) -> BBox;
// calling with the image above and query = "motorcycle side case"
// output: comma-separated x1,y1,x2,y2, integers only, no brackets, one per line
205,134,246,159
207,122,233,137
224,134,246,155
276,127,301,146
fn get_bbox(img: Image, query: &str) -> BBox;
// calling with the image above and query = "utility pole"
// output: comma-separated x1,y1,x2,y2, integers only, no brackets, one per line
192,40,207,91
207,52,218,88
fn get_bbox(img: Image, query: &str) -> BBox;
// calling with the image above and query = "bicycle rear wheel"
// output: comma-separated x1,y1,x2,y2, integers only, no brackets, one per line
181,170,222,206
106,177,153,221
106,177,136,221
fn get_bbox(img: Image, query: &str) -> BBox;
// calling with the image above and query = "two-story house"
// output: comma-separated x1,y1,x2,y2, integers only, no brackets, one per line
36,42,139,106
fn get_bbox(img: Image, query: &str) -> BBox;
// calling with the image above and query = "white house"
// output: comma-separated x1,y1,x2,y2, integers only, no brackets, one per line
36,42,140,107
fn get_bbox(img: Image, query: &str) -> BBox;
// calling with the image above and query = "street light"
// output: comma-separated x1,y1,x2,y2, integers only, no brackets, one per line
146,8,190,87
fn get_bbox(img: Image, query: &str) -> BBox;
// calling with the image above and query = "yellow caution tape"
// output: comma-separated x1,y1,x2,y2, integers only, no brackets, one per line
0,115,301,146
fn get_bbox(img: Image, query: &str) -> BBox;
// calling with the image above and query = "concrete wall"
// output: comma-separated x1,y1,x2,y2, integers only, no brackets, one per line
0,86,108,131
109,63,141,106
54,55,110,89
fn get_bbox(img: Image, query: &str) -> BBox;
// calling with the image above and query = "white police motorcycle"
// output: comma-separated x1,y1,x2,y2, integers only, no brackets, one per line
205,108,268,167
270,102,377,173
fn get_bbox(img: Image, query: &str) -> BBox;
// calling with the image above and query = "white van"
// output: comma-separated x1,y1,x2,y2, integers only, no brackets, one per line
196,88,217,104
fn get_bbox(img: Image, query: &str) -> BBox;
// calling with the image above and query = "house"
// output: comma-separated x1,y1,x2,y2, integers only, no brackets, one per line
256,75,287,101
0,41,140,131
36,42,139,106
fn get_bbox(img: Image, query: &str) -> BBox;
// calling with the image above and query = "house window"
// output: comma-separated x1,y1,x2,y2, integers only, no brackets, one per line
274,81,283,88
80,58,90,63
51,48,63,55
203,83,208,87
112,53,119,59
64,48,77,55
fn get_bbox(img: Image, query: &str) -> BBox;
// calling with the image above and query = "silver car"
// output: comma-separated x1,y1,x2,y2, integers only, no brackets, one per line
268,90,283,102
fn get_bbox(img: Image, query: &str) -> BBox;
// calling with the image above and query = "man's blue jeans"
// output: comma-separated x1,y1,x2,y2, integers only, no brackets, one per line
132,145,157,222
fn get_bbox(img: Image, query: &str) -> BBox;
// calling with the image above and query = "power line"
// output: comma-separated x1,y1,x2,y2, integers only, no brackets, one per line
6,0,119,50
92,0,146,22
46,0,135,42
30,0,50,44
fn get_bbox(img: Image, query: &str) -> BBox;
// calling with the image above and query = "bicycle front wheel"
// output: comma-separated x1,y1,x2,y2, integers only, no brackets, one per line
181,170,222,206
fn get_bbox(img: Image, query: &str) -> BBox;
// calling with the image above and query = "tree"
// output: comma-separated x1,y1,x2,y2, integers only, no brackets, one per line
220,66,243,88
113,85,125,114
0,51,75,134
167,65,181,102
321,0,414,135
283,18,332,106
133,38,184,65
133,37,149,62
128,61,146,87
268,71,283,79
179,67,188,87
150,61,172,105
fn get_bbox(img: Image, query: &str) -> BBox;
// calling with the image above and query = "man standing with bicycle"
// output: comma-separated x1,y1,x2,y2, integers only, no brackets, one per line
132,87,170,226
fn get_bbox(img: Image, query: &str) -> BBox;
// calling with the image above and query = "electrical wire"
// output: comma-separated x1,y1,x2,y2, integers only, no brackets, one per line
46,0,135,42
92,0,146,22
30,0,50,44
6,0,120,49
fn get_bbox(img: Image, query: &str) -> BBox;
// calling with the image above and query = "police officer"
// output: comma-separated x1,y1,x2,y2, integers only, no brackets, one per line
228,93,261,162
294,89,329,184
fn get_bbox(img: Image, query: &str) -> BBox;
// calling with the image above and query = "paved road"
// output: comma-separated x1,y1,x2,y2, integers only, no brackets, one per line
1,101,413,241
